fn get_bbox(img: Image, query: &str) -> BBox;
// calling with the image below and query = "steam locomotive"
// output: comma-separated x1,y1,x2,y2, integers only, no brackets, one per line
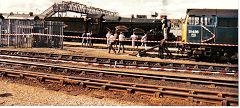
44,9,239,63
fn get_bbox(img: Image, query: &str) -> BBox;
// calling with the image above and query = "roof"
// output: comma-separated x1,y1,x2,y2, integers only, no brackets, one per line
0,13,45,20
187,9,238,17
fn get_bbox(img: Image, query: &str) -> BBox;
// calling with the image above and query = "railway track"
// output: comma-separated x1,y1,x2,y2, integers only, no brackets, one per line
0,49,238,74
0,67,238,106
0,58,237,88
65,42,190,58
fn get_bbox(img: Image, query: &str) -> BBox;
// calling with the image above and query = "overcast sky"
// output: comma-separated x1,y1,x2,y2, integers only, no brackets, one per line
0,0,238,19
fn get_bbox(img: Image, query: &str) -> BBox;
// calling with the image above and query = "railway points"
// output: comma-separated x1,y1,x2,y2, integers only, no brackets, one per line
0,67,238,105
0,1,238,106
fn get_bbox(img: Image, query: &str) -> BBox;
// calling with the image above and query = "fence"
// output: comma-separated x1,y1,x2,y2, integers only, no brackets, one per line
0,19,63,48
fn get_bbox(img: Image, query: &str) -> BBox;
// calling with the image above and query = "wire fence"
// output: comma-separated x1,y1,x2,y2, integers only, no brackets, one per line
0,19,63,48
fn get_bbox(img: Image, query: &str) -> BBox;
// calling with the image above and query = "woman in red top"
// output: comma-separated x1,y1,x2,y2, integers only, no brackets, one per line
114,32,118,47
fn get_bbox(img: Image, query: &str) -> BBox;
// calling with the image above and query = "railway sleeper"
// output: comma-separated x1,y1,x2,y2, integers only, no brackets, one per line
98,73,104,77
63,69,69,73
86,84,102,89
181,64,187,69
2,50,238,73
136,61,148,66
9,51,19,56
59,55,73,61
110,59,123,65
127,88,135,94
208,66,214,71
84,57,97,63
49,54,61,60
72,56,85,61
37,76,45,82
0,72,6,77
123,60,137,66
96,58,110,63
80,71,86,76
1,69,238,106
139,76,144,81
176,94,232,106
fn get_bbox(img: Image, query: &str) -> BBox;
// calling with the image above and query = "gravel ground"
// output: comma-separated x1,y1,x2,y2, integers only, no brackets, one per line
0,77,216,106
0,78,147,106
1,64,237,93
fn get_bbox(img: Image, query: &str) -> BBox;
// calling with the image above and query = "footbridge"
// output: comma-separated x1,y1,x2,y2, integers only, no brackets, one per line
41,1,119,17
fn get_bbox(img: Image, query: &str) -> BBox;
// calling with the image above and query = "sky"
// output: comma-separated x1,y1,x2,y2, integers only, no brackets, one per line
0,0,238,19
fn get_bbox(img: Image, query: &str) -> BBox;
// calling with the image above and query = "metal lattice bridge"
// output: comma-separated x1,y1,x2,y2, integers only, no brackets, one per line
41,1,119,17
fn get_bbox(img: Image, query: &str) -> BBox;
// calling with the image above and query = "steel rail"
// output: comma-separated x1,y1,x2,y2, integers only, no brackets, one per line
0,67,238,105
0,58,237,88
0,50,237,73
0,54,237,76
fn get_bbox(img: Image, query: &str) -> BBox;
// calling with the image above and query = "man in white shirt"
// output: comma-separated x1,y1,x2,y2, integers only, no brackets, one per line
106,31,111,46
130,32,138,48
81,33,87,46
87,32,92,46
118,32,125,53
108,34,116,54
141,33,147,50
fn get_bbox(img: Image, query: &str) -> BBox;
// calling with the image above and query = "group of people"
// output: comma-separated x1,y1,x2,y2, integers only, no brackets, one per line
81,32,93,46
106,31,148,54
81,15,172,57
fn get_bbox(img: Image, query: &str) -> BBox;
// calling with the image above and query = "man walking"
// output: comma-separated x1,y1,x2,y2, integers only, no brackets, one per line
108,33,116,54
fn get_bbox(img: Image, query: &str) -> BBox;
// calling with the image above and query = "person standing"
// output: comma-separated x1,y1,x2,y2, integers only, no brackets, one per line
81,32,87,46
161,16,168,41
141,33,147,50
108,33,116,54
167,19,172,35
130,32,138,48
114,32,118,48
87,31,93,47
106,31,111,46
118,32,125,53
